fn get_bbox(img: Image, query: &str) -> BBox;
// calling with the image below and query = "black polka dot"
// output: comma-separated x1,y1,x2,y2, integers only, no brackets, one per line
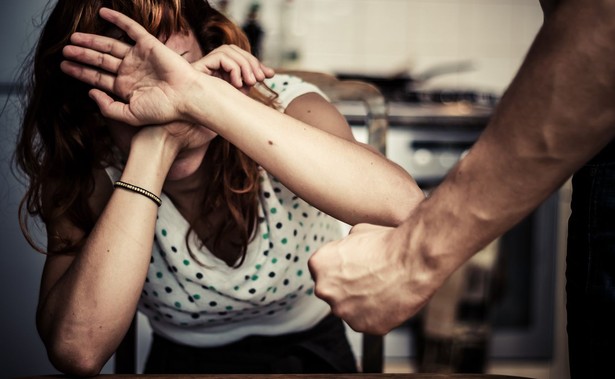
172,266,178,272
302,212,308,218
293,256,299,263
269,272,276,278
171,246,178,253
209,301,217,307
191,313,200,319
150,256,154,263
267,310,276,315
264,191,271,198
165,287,172,293
196,272,204,279
249,288,256,294
285,253,292,260
263,250,269,256
276,222,283,229
274,187,281,193
283,279,289,286
188,296,194,302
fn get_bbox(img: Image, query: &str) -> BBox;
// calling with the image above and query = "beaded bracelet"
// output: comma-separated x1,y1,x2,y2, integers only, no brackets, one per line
113,181,162,207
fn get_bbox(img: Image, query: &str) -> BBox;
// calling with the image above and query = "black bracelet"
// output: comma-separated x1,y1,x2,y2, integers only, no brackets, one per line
113,181,162,207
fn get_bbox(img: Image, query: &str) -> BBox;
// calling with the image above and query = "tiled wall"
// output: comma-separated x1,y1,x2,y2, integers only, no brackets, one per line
219,0,544,94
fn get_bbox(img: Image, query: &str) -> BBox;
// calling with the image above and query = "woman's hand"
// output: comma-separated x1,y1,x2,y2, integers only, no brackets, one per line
60,7,273,126
192,44,274,93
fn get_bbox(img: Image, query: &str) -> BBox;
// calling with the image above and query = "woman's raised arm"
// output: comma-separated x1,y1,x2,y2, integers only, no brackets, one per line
61,7,424,226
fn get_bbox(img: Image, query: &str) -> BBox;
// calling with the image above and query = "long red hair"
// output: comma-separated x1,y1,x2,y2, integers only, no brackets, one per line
16,0,275,266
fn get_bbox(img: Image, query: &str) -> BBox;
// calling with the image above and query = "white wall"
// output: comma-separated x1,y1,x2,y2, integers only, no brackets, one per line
220,0,543,94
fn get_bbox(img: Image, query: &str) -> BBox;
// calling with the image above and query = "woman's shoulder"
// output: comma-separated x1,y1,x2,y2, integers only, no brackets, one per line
264,73,328,111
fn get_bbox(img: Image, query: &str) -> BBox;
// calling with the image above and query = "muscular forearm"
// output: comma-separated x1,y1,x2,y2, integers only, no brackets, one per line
38,136,175,376
403,0,615,282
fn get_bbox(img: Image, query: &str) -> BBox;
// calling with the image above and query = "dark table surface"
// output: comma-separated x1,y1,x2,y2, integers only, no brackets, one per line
19,374,534,379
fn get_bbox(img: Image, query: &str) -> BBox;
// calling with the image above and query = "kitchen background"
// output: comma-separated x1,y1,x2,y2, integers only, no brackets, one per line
0,1,569,378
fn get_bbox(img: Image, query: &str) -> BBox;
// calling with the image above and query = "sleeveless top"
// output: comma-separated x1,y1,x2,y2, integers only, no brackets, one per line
106,74,343,347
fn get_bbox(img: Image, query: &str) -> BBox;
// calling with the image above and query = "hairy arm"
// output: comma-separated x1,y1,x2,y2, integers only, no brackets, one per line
310,0,615,333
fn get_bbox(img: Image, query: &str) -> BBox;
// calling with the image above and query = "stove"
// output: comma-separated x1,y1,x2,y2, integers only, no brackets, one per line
336,97,494,188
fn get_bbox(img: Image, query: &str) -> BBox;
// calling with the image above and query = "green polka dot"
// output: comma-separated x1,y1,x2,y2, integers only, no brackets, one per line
306,288,314,295
153,291,159,297
193,294,201,300
156,272,163,278
293,203,299,209
255,264,262,270
270,207,277,214
262,233,269,240
297,270,303,277
183,259,190,266
251,274,259,281
272,258,278,264
226,305,233,311
234,286,240,291
174,301,182,308
281,238,288,244
161,229,167,236
273,287,278,293
305,246,310,252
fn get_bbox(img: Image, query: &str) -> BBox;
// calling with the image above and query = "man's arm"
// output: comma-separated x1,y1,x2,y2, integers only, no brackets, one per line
309,0,615,333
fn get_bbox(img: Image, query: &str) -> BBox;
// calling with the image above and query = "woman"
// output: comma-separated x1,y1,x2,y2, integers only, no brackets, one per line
16,0,424,376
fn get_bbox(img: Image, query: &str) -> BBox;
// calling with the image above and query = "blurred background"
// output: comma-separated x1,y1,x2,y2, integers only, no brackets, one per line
0,1,569,378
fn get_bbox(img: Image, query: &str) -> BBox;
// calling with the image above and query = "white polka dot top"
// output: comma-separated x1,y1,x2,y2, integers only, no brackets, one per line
106,75,343,347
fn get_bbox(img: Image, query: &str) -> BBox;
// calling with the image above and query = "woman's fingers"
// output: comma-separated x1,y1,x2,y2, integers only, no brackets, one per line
62,44,122,73
69,32,131,60
194,44,275,89
60,60,117,94
88,89,139,126
98,7,151,43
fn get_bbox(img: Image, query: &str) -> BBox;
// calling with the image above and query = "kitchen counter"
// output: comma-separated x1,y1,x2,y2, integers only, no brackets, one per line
336,101,493,128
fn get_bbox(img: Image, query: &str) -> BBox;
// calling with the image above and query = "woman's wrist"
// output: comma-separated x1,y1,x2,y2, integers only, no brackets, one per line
122,128,178,194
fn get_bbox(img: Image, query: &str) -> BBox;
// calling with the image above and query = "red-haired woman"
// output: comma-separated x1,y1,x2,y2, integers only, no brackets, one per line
16,0,423,376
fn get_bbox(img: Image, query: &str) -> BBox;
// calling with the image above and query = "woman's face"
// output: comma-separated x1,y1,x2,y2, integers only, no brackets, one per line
107,27,218,181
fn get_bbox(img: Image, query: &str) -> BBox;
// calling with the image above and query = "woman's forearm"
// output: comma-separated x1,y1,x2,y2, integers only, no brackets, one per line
181,78,424,226
38,135,176,375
